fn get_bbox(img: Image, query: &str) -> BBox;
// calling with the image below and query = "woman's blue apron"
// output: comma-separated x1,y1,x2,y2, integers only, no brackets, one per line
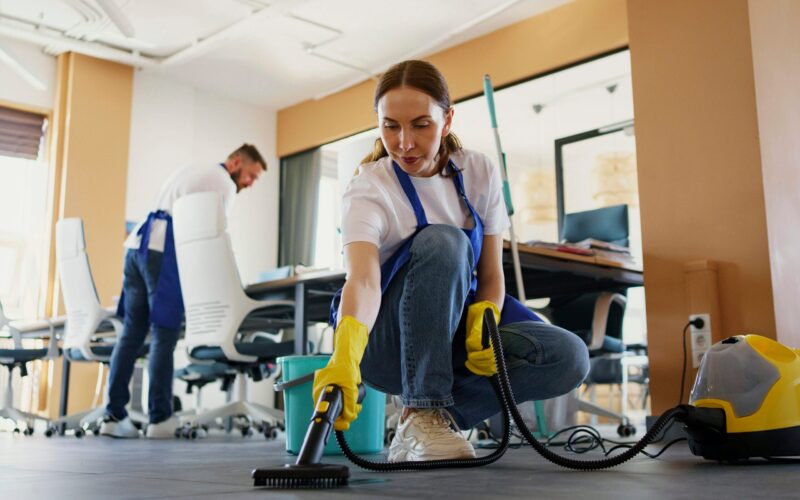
330,159,540,329
116,209,184,330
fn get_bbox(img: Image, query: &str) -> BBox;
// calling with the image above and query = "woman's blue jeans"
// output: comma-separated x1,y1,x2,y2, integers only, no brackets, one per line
106,249,180,424
360,225,590,429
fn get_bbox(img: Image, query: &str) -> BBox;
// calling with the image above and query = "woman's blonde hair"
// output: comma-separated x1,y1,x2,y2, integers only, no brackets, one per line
361,60,462,176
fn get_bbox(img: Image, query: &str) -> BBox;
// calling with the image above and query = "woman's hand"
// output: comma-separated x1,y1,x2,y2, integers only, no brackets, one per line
468,233,506,376
312,315,369,431
465,300,500,376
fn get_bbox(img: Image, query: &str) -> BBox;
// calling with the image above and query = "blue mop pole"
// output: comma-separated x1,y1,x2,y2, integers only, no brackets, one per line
483,75,526,302
485,76,550,438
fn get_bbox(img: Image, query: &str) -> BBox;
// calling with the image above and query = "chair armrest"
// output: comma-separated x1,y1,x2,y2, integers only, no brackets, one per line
43,319,60,359
241,330,282,344
88,316,123,362
626,343,648,355
106,316,124,338
8,320,61,359
589,292,627,351
9,325,23,349
252,299,295,311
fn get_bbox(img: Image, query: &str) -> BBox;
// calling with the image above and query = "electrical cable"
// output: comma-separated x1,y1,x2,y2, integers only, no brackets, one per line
679,322,691,405
605,438,687,459
679,318,705,405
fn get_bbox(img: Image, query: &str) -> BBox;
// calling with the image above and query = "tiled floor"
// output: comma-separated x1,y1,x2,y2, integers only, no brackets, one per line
1,428,799,499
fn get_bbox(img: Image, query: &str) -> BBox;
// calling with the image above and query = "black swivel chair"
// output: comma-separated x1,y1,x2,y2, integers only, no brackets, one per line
549,204,645,436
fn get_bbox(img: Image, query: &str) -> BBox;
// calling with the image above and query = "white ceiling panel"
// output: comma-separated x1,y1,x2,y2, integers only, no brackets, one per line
0,0,573,107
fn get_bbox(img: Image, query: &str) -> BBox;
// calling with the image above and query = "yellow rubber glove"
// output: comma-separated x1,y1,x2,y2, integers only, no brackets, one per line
465,300,500,376
312,315,369,431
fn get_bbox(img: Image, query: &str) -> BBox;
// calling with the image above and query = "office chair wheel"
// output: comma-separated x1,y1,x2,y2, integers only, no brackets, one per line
92,427,100,436
476,429,490,441
45,426,56,437
385,429,396,445
23,427,34,436
177,424,193,439
74,428,85,438
262,423,277,440
617,423,636,437
241,425,253,437
12,427,20,434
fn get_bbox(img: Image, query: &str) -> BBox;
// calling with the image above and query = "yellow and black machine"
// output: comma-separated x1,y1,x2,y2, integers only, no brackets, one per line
253,312,800,488
685,334,800,461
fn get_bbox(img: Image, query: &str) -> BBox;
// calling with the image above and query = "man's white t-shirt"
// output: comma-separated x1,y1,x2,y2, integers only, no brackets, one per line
124,162,236,252
341,149,510,265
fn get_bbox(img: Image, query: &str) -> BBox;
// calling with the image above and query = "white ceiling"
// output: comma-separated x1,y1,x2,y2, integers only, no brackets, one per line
0,0,572,108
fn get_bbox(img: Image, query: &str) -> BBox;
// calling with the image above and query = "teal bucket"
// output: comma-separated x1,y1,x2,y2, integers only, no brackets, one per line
276,355,385,455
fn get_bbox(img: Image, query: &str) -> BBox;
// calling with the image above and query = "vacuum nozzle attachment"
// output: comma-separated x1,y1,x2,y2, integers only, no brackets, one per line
252,383,365,488
252,463,350,488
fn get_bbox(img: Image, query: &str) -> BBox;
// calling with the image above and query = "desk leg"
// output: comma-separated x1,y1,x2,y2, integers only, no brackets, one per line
59,357,71,435
294,282,308,355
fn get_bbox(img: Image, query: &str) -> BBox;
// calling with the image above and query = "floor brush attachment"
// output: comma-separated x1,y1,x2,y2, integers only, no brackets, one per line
252,383,365,488
252,463,350,488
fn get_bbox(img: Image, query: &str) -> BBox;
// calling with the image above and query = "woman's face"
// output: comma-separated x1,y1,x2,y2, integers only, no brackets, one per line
377,86,453,177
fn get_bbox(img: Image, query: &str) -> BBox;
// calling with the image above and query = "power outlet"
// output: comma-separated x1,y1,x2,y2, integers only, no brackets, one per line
689,313,712,368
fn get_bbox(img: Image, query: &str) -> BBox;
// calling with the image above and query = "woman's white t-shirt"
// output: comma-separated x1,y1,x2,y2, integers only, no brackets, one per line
341,149,510,265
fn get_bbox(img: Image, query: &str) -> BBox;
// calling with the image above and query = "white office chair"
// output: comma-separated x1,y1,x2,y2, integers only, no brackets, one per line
173,191,294,436
52,218,146,436
0,301,60,434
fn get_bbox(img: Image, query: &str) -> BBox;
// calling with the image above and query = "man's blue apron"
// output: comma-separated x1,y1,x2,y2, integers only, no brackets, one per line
116,209,184,330
330,159,540,329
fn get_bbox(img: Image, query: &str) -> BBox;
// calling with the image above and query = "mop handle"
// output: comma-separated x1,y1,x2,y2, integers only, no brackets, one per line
483,75,526,302
483,75,514,216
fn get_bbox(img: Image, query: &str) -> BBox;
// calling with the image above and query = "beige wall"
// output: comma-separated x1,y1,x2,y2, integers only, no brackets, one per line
627,0,776,413
748,0,800,347
277,0,629,156
46,52,133,415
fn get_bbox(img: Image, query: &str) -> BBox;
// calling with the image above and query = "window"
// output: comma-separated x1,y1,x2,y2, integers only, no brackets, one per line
0,105,49,318
312,151,343,270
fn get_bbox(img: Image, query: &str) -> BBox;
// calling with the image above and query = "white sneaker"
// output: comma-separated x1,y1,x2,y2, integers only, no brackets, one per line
99,416,140,439
145,416,180,439
388,409,476,462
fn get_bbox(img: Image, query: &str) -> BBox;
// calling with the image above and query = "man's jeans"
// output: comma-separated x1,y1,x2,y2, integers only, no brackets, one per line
360,225,590,429
106,249,180,424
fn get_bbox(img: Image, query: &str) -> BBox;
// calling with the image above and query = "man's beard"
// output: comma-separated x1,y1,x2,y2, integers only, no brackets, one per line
230,171,243,193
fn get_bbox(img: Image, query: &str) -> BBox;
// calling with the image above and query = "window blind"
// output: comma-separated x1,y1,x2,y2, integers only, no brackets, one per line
0,106,47,160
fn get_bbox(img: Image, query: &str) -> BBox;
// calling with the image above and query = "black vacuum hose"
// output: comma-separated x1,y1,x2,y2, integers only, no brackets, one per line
336,310,688,471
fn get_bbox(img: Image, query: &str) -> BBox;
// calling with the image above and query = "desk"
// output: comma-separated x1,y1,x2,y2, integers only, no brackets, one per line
503,241,643,299
244,245,643,356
